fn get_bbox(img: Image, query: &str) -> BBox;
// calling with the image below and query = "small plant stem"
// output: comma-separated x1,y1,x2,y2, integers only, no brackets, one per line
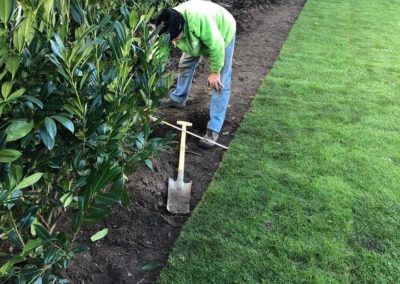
49,212,66,235
70,222,82,249
38,214,50,229
7,212,25,247
69,76,84,115
67,69,87,147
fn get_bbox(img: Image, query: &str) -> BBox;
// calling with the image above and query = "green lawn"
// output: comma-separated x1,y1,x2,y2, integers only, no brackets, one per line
159,0,400,283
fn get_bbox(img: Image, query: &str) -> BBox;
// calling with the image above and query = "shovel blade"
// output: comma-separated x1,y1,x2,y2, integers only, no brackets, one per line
167,178,192,214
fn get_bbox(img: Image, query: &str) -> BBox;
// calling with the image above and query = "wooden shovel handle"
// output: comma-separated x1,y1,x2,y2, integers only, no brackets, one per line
176,121,192,182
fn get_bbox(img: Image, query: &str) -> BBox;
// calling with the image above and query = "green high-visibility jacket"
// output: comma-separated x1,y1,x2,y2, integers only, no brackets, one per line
174,0,236,73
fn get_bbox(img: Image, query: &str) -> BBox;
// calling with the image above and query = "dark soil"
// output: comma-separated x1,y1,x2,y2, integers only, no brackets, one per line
67,1,305,283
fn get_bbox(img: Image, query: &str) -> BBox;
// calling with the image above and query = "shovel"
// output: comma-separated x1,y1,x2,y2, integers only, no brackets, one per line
167,121,193,214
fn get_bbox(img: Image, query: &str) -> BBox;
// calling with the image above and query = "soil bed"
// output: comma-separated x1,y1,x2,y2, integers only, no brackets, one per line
68,1,305,283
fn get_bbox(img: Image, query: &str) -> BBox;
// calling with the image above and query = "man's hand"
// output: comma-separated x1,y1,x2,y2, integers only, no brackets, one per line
208,72,224,92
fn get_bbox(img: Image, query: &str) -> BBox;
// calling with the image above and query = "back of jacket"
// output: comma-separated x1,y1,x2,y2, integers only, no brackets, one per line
174,0,236,72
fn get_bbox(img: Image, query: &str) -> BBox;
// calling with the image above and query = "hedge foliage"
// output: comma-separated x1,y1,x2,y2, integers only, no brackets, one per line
0,0,174,282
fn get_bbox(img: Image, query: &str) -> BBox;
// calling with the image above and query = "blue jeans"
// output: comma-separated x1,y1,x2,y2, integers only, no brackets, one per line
170,37,236,133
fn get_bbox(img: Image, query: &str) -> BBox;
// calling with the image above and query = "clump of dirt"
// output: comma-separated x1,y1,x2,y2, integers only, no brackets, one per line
67,1,305,283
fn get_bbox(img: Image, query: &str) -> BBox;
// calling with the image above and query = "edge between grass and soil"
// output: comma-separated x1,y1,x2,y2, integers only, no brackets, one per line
159,0,400,283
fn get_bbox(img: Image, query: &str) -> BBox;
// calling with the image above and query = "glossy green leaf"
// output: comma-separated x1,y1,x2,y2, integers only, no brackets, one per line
60,192,73,207
5,120,33,142
141,262,161,271
48,54,68,78
64,103,81,117
120,4,129,21
71,246,89,254
135,132,145,150
30,218,38,236
22,239,42,256
109,37,122,61
44,117,57,139
21,268,43,283
23,101,34,110
58,275,70,282
75,176,92,210
24,95,43,109
0,149,21,163
145,159,153,171
114,21,126,43
85,204,112,222
0,44,8,58
0,68,7,81
50,34,64,59
33,224,51,240
7,189,22,209
39,128,55,150
129,10,139,30
15,173,43,190
64,98,83,118
23,11,34,43
50,40,61,58
145,6,155,22
96,192,120,205
46,81,56,95
1,81,12,100
0,0,16,25
51,115,74,133
7,87,25,101
6,55,20,79
71,0,83,25
8,230,23,248
19,205,39,230
43,247,61,265
0,256,25,276
12,20,24,51
43,0,54,22
91,165,121,194
90,228,108,242
11,164,23,183
71,211,82,234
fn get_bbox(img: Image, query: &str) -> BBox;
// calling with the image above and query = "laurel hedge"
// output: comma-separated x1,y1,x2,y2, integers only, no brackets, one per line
0,0,174,282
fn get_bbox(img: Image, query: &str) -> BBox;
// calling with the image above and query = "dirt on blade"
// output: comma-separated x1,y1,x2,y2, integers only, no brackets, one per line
67,1,305,283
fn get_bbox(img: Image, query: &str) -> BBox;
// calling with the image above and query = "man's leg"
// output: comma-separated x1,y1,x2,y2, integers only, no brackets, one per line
169,53,201,104
198,37,235,149
207,36,235,133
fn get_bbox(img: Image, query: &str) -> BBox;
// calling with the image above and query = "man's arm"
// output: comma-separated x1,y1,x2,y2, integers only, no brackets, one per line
192,14,225,90
195,14,225,73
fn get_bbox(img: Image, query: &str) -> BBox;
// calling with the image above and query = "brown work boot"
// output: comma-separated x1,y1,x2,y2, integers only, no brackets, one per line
160,97,186,109
198,129,219,149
